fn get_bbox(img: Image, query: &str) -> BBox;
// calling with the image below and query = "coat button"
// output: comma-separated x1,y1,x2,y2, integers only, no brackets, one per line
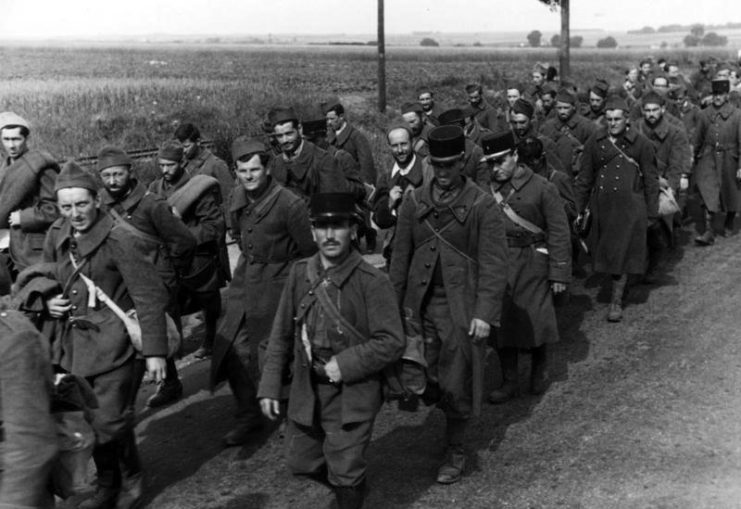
430,246,436,251
425,263,431,268
421,280,427,285
72,305,78,311
72,289,78,295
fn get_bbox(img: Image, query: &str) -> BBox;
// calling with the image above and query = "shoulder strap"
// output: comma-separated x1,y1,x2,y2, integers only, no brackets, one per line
108,208,162,246
607,136,642,177
491,186,545,236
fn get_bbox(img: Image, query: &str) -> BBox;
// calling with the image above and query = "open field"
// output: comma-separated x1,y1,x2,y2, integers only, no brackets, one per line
1,44,738,175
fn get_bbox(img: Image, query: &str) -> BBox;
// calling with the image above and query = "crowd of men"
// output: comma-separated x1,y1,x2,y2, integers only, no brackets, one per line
1,54,741,509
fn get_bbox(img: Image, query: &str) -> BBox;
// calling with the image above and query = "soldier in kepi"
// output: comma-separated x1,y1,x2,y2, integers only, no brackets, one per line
389,125,507,485
149,140,229,396
481,132,571,404
258,193,404,509
0,112,60,292
43,162,169,509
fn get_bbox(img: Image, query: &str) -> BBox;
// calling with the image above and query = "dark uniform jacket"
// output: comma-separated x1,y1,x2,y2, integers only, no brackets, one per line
100,181,196,289
42,213,169,377
636,117,691,191
491,165,571,349
462,138,488,188
183,147,234,217
540,113,596,178
373,156,428,230
332,123,376,185
513,125,567,175
389,177,508,330
575,127,659,275
149,173,227,292
258,251,405,426
270,140,347,201
211,179,316,386
471,99,507,133
691,101,741,213
465,121,492,147
0,149,60,271
325,145,366,202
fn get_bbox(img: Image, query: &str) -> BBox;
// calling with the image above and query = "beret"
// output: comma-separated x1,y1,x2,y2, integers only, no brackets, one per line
511,98,535,118
96,146,132,172
158,140,184,162
0,111,29,131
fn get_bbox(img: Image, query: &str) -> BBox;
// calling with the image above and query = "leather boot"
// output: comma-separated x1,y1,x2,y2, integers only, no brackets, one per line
695,211,715,246
724,212,736,236
80,442,120,509
436,446,466,484
116,431,143,509
488,348,518,404
607,275,627,322
333,480,366,509
530,345,549,395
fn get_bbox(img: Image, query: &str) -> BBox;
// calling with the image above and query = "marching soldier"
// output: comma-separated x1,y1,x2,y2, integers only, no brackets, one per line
258,193,404,509
389,125,507,484
482,131,571,403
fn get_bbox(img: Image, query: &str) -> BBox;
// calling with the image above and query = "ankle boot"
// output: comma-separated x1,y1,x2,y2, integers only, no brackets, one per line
334,480,367,509
724,212,736,236
80,442,121,509
695,211,715,245
607,275,627,322
488,349,518,404
530,345,549,395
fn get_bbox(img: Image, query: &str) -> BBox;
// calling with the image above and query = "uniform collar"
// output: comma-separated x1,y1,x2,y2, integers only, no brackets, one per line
308,249,364,289
101,180,147,210
55,212,113,257
641,117,669,140
229,177,280,217
492,165,534,192
415,177,478,223
335,123,351,145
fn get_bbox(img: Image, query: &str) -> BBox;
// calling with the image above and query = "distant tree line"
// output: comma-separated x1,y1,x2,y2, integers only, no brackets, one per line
628,21,741,34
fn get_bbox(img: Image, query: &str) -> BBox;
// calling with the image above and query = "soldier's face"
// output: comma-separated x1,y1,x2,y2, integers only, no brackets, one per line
312,219,356,265
627,68,639,83
159,159,183,183
468,90,482,106
235,154,269,192
652,79,669,96
181,139,198,160
57,187,100,234
402,112,422,136
712,92,728,108
274,121,302,155
510,113,531,138
325,111,344,132
589,92,605,113
641,63,652,74
100,165,132,198
555,102,575,121
1,127,27,159
431,156,464,190
642,102,664,127
418,92,433,111
605,110,628,136
387,128,413,165
506,89,521,108
668,65,680,78
542,94,555,111
489,151,518,182
532,72,544,86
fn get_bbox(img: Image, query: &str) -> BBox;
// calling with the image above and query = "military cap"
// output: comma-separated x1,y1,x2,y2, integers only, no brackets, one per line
428,125,465,163
555,88,577,105
401,102,424,115
302,119,328,136
158,140,184,162
590,79,610,98
481,131,516,159
55,161,98,193
321,96,343,114
511,98,535,118
437,108,466,127
0,112,29,131
231,136,267,162
604,96,629,112
532,63,547,75
712,79,730,95
505,80,523,92
641,90,665,107
541,83,558,97
268,107,299,127
96,146,132,172
309,193,361,223
559,79,577,93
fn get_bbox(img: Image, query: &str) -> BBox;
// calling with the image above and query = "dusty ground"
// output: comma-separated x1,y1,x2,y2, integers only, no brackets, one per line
66,226,741,509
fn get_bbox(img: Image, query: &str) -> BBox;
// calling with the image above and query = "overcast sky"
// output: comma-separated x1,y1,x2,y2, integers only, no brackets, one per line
0,0,737,38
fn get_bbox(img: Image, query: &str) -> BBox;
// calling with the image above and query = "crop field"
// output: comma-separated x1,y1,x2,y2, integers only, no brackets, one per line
0,44,737,174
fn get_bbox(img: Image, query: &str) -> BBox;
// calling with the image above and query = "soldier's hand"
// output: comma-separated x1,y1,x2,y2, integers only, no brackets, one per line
658,177,669,189
260,398,281,420
468,318,490,344
736,168,741,182
8,210,21,228
389,186,403,207
680,175,689,191
146,357,167,383
324,357,343,384
551,282,567,294
46,294,71,318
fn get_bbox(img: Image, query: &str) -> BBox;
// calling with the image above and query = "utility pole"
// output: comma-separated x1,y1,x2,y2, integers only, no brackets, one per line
377,0,386,112
560,0,570,80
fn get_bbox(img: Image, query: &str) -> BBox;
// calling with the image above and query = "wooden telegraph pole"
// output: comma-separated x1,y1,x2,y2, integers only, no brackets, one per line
559,0,570,80
377,0,386,112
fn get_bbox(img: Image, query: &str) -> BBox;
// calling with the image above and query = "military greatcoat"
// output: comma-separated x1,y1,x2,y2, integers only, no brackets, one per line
691,101,741,213
269,140,347,201
575,127,659,275
539,113,596,178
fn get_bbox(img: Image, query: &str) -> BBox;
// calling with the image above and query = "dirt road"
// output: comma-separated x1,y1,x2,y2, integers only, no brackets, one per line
67,231,741,508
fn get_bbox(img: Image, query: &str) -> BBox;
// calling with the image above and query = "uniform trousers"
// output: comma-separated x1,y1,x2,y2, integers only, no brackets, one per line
285,378,374,488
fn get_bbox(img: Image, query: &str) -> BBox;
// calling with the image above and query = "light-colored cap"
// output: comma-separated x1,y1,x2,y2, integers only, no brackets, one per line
0,112,30,131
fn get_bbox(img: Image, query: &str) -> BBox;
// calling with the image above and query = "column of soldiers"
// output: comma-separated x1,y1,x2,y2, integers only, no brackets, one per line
2,56,741,509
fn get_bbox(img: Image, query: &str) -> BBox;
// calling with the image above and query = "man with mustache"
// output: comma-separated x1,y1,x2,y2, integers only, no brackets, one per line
268,107,347,201
258,192,404,509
